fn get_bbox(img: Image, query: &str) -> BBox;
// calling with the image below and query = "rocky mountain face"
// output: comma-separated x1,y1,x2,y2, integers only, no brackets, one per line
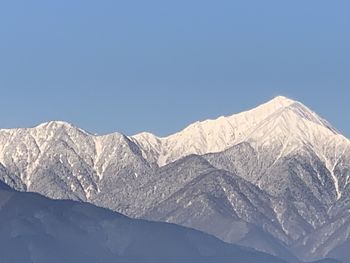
0,96,349,262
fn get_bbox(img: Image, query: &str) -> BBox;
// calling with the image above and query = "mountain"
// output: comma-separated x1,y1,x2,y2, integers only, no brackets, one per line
0,182,289,263
131,96,341,166
0,96,348,262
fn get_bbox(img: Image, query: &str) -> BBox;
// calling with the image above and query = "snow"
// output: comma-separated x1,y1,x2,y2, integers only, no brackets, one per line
0,95,350,262
0,95,349,201
131,96,348,168
1,95,349,200
94,137,104,180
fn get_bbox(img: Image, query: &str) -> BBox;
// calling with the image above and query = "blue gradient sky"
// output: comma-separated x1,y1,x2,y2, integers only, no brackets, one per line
0,1,349,136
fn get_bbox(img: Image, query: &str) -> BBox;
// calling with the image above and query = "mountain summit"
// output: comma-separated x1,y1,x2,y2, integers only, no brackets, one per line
0,96,349,262
132,96,343,166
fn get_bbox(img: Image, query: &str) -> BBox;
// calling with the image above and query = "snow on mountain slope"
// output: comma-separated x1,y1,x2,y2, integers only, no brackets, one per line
132,96,294,165
132,97,350,248
141,155,299,262
0,121,154,203
1,96,347,199
131,96,348,168
0,96,349,262
132,96,350,203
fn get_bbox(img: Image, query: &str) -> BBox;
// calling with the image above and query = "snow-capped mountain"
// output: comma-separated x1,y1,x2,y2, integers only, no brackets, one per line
132,96,342,167
0,96,349,262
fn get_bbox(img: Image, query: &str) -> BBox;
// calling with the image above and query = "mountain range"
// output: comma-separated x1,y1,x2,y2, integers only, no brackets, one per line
0,96,349,262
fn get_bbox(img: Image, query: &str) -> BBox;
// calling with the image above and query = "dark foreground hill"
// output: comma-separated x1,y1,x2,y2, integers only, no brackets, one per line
0,184,290,263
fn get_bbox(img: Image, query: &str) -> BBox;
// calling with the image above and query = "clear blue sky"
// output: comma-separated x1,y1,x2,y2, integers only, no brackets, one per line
0,0,349,137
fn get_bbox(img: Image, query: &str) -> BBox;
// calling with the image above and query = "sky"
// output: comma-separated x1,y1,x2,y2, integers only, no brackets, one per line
0,0,349,137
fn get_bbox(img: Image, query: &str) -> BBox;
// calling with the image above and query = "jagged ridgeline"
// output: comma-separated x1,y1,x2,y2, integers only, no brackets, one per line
0,96,349,263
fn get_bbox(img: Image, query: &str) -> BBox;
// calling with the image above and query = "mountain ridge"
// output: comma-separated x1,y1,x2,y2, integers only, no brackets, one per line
0,96,349,262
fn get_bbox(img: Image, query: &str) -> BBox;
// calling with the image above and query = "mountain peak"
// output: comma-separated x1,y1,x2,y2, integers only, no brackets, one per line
245,96,296,117
132,96,346,166
36,120,74,128
256,97,339,135
35,120,91,135
269,95,295,105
